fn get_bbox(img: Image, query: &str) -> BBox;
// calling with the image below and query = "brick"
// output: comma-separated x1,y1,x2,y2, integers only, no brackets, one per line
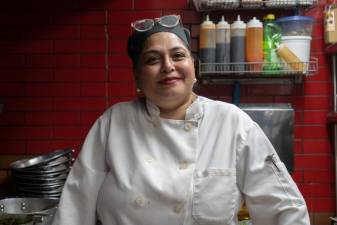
0,40,53,54
25,83,81,97
52,11,106,25
311,37,325,53
80,111,102,126
0,54,25,67
191,25,200,38
135,0,188,9
303,110,329,124
53,126,89,139
54,68,106,82
304,7,324,22
311,52,328,67
302,139,332,154
109,11,162,25
165,10,202,24
294,139,303,154
196,84,232,97
108,25,130,39
294,125,328,139
0,69,53,82
0,112,25,125
109,39,128,53
311,198,335,212
0,12,52,25
108,97,135,106
291,170,303,183
25,54,80,68
300,183,334,198
0,97,53,111
108,82,136,97
0,127,53,140
304,82,332,95
78,0,132,9
54,40,106,53
80,25,106,39
295,155,333,170
109,54,132,67
0,83,25,96
292,96,330,111
53,97,106,111
80,54,105,67
306,67,331,82
109,68,134,82
26,112,81,126
26,140,53,154
51,140,81,154
311,21,324,38
247,84,293,96
0,141,26,154
304,170,334,183
81,83,107,97
23,25,79,39
294,110,304,125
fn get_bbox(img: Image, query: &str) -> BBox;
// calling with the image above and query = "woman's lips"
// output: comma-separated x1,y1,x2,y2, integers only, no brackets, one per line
158,77,182,85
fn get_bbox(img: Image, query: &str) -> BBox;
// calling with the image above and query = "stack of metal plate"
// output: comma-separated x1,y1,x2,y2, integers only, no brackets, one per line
10,149,74,199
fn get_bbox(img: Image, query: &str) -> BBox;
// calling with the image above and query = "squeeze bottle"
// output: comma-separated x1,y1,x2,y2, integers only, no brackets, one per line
216,16,230,71
199,15,216,72
246,17,263,71
231,15,246,72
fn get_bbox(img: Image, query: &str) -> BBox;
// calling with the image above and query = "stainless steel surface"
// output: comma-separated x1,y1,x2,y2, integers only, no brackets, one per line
10,149,73,170
0,198,58,225
240,103,294,172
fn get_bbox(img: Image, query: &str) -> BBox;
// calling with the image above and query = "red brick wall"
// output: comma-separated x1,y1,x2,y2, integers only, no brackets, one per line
0,0,333,224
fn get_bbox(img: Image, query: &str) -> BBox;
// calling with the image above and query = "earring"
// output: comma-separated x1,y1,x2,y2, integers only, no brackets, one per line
194,78,197,83
136,88,141,93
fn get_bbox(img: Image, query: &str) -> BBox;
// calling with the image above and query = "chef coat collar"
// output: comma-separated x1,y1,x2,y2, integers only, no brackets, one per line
144,95,203,122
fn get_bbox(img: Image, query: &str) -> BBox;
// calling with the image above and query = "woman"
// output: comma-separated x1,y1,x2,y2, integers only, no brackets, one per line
51,15,310,225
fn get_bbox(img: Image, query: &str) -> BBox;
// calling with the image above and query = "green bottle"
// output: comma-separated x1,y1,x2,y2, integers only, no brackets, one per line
263,14,283,74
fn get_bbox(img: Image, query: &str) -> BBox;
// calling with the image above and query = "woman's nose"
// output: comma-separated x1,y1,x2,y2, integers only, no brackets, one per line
161,56,174,73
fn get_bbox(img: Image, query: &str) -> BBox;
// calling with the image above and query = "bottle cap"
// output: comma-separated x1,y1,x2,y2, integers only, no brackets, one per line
231,15,246,29
216,16,230,29
264,14,275,21
247,17,262,28
201,14,215,29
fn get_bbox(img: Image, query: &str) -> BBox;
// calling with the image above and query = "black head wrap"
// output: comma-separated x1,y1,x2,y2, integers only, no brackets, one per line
127,21,191,67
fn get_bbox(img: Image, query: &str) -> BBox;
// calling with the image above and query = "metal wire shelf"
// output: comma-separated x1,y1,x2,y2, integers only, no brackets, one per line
198,57,318,84
192,0,316,11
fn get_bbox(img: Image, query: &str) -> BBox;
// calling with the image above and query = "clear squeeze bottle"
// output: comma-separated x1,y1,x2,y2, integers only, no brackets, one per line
216,16,230,71
246,17,263,71
199,15,216,72
231,15,246,72
263,14,282,74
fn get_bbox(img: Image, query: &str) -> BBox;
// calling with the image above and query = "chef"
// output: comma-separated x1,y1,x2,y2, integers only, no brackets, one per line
51,14,311,225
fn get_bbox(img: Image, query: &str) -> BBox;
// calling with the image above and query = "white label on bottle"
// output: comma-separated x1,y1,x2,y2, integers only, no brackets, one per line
325,9,336,32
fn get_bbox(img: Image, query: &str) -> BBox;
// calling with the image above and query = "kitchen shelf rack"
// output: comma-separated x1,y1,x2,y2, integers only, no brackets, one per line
192,0,317,11
198,57,318,84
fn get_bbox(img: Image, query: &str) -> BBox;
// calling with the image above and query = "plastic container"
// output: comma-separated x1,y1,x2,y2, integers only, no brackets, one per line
263,14,282,73
276,16,314,36
199,15,216,72
231,15,246,72
281,36,312,62
216,16,230,71
246,17,263,71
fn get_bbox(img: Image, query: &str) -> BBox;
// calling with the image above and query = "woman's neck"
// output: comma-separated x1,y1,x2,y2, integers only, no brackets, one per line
159,93,196,120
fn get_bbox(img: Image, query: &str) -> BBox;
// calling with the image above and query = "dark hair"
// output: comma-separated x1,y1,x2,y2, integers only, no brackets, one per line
127,23,191,68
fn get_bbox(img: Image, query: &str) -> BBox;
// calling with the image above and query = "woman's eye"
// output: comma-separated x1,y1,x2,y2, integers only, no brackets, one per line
145,57,160,65
173,52,186,60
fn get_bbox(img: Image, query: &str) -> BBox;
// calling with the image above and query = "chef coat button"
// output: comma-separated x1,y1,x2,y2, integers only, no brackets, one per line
134,196,145,207
184,122,193,132
174,203,184,214
145,155,154,164
179,161,188,170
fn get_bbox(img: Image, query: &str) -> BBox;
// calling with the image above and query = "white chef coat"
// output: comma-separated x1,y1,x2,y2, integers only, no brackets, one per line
51,96,310,225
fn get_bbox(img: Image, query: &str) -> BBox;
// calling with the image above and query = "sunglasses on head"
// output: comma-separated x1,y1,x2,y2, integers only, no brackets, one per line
131,15,181,32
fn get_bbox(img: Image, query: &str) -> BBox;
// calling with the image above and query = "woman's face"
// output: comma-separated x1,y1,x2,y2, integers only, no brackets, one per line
135,32,195,110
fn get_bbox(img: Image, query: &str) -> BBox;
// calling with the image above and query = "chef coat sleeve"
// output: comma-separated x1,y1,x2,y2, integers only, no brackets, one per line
236,122,311,225
51,111,110,225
